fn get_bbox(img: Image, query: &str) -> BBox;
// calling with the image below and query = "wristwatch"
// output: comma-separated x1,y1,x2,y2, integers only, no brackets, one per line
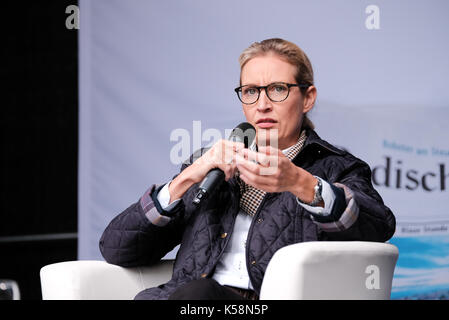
298,176,323,206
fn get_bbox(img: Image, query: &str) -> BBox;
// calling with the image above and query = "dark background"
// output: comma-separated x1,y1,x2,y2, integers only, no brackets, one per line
1,1,78,299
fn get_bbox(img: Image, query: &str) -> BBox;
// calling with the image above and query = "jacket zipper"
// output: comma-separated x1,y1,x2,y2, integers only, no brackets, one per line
208,181,240,276
245,193,269,293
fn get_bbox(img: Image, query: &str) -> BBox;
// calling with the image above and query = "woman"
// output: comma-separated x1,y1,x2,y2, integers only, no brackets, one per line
99,38,396,300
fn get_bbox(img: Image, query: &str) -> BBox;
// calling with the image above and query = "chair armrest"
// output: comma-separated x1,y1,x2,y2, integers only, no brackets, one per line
259,241,398,300
40,260,173,300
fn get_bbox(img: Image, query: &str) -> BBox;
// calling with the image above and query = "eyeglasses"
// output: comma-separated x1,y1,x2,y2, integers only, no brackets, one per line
234,82,310,105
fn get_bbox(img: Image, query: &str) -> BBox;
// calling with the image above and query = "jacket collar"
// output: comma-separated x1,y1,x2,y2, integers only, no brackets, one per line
301,128,345,156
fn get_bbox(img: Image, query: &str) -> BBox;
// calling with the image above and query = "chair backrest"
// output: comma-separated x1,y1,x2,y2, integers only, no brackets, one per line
260,241,399,300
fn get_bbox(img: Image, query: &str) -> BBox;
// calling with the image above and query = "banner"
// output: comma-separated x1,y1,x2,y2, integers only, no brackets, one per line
314,104,449,299
79,0,449,299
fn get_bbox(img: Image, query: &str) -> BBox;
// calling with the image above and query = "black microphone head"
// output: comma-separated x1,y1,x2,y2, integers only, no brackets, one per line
228,122,256,148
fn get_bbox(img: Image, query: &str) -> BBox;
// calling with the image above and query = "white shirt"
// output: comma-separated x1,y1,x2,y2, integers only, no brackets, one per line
157,146,336,289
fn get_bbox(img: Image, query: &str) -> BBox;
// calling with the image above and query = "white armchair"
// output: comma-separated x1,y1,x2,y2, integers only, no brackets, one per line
40,241,398,300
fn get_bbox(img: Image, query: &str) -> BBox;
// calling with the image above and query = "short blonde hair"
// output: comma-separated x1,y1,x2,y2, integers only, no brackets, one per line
239,38,315,130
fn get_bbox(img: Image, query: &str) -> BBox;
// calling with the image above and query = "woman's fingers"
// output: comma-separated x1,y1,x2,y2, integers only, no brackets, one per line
236,154,272,184
238,160,273,191
257,145,283,158
236,145,297,192
208,140,244,180
236,153,260,172
205,140,244,165
238,146,281,176
240,148,270,166
237,159,261,184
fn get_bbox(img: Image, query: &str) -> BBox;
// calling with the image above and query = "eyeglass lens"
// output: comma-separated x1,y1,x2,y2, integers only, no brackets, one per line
240,83,289,104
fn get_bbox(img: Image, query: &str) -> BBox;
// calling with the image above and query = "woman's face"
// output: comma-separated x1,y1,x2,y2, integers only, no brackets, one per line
240,53,315,150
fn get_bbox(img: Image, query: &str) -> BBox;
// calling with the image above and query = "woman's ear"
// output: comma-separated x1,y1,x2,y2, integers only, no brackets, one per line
302,85,317,113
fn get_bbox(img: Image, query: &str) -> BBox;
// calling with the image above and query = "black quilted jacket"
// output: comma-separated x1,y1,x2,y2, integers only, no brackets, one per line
99,129,396,299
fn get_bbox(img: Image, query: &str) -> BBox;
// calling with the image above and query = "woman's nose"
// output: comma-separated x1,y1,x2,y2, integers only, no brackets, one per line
256,89,272,112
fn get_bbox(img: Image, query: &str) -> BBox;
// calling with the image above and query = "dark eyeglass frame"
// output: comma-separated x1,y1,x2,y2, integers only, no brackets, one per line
234,82,310,105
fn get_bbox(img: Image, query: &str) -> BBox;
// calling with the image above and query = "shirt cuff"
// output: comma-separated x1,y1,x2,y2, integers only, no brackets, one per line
140,183,184,227
157,180,182,211
309,183,360,232
297,177,335,216
140,184,172,227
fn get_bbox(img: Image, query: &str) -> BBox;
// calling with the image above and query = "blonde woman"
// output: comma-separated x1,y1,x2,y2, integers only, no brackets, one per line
100,38,396,300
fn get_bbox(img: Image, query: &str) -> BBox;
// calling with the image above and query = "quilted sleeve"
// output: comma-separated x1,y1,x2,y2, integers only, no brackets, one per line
317,155,396,242
99,192,185,267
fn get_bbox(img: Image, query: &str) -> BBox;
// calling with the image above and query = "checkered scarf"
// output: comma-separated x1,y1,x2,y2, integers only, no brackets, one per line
237,130,307,216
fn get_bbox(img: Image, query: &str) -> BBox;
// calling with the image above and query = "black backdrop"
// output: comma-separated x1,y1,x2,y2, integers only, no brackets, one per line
1,1,78,299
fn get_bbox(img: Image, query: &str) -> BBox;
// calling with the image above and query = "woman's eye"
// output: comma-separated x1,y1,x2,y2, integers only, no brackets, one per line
244,88,257,95
274,85,286,92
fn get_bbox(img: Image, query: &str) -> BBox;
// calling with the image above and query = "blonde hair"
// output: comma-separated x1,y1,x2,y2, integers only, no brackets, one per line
238,38,315,130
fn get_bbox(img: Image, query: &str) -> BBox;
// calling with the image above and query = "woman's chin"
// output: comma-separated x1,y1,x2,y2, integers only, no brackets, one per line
256,130,281,148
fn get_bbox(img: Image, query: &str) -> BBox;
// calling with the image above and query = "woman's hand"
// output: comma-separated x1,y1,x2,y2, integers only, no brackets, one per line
236,145,322,206
193,139,245,182
168,139,244,202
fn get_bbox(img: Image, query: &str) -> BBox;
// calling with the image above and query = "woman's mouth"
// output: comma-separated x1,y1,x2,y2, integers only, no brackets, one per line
256,118,277,129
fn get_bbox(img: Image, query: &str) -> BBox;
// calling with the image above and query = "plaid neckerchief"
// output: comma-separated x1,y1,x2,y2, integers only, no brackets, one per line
237,129,307,216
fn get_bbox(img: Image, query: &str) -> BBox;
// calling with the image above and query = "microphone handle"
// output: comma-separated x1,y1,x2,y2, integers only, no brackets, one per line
192,168,225,206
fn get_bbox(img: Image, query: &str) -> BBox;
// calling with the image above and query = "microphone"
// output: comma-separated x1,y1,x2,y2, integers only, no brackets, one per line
192,122,256,206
